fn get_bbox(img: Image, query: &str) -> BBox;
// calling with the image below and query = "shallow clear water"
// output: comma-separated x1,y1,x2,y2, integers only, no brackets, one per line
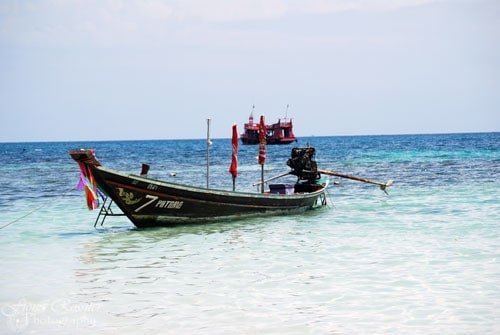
0,133,499,334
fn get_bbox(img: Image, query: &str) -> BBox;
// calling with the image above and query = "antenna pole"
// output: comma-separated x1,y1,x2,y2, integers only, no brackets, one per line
206,118,211,189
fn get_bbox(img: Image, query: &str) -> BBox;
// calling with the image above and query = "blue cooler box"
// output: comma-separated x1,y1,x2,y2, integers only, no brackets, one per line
269,184,295,195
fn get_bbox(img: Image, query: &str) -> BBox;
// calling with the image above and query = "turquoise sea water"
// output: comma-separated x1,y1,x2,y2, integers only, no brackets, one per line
0,133,499,334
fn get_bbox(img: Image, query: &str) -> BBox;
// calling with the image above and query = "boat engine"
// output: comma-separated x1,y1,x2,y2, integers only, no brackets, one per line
287,147,321,182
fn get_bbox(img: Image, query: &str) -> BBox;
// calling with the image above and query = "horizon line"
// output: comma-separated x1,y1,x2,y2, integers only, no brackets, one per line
0,130,498,145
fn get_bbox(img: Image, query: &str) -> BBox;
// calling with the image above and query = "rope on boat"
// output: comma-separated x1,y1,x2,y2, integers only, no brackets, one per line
0,187,75,230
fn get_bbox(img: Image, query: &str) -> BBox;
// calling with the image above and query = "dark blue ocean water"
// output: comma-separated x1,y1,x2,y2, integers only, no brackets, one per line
1,132,497,201
0,133,499,334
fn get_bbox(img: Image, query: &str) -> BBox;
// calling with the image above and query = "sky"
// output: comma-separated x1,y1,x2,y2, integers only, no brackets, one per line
0,0,498,142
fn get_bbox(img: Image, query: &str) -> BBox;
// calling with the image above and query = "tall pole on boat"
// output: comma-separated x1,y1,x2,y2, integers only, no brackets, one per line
206,118,211,189
261,164,264,193
258,115,266,193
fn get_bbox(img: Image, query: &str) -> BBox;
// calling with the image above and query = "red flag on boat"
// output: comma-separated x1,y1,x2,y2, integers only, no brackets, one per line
229,124,238,178
258,115,266,165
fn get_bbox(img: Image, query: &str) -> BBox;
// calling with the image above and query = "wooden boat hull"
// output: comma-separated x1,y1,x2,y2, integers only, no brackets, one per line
91,166,327,228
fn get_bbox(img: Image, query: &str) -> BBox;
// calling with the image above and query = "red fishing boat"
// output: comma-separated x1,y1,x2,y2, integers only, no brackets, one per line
240,112,297,145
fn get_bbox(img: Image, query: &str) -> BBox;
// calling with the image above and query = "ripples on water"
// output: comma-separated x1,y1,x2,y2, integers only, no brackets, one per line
0,133,499,334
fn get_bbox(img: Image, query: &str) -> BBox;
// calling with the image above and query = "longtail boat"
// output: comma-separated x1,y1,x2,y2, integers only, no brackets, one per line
69,147,329,228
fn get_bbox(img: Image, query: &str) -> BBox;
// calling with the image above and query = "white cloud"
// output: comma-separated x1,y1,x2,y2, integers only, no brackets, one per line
171,0,438,22
287,0,437,16
0,0,175,46
0,0,440,47
173,0,288,22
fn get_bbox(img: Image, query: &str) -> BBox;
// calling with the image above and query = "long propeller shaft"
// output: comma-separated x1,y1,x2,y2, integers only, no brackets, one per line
318,169,393,192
